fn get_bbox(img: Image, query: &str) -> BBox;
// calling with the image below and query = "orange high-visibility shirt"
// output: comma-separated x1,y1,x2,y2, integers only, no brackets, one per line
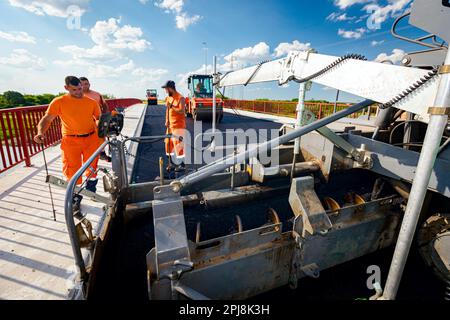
46,94,100,136
165,92,186,129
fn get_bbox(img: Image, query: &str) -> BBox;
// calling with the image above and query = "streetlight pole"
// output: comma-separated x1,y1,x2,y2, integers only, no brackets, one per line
202,42,208,74
333,89,340,114
290,82,307,180
212,55,217,151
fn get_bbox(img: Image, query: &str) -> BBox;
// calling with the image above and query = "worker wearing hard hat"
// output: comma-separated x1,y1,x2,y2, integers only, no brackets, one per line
162,80,186,173
34,76,101,194
80,76,112,163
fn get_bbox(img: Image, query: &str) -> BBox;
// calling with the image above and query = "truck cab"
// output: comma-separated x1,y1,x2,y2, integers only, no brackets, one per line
186,75,223,122
146,89,158,106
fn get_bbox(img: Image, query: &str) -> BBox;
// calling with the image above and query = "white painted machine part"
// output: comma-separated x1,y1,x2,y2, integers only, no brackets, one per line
218,51,440,122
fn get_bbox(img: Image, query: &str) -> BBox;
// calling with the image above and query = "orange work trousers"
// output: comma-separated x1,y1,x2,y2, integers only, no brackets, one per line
61,134,100,185
165,127,185,158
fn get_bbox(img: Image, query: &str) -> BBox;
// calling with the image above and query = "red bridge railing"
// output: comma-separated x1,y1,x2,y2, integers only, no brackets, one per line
105,98,142,112
0,98,142,173
223,99,376,119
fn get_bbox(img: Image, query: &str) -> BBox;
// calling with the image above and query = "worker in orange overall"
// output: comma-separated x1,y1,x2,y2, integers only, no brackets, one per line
162,80,186,173
34,76,101,200
80,77,112,163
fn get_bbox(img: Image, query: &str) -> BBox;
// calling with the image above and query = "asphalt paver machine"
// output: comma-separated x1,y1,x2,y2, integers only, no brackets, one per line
62,0,450,300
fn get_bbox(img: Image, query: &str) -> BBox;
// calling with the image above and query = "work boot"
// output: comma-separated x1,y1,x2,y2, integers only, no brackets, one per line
164,171,177,180
166,164,175,173
100,151,112,163
175,162,186,172
86,179,98,193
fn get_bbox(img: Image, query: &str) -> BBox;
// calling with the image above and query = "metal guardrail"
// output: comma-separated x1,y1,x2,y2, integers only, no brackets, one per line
65,140,109,284
0,98,142,173
0,105,62,173
105,98,142,112
64,134,169,293
223,99,377,120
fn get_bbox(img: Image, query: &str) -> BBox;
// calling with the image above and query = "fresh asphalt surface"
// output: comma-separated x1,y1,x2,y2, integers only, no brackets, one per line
91,104,445,301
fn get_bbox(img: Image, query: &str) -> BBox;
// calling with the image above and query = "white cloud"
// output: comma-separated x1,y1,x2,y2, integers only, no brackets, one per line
89,18,120,44
155,0,184,13
224,42,271,66
364,0,411,25
8,0,90,18
105,24,149,51
375,48,406,64
53,16,162,94
0,30,36,44
154,0,201,30
131,67,169,89
176,42,272,94
273,40,311,58
59,44,119,60
53,58,93,67
371,40,385,46
54,56,168,94
139,0,149,4
0,49,46,70
326,12,355,22
338,27,366,39
59,18,151,62
90,18,150,51
132,67,168,78
87,60,136,78
355,13,369,23
175,13,201,31
333,0,371,9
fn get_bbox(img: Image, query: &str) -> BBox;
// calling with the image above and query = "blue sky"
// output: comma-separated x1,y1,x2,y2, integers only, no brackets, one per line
0,0,429,102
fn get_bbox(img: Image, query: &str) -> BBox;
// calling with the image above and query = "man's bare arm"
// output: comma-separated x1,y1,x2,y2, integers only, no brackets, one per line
34,114,57,144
